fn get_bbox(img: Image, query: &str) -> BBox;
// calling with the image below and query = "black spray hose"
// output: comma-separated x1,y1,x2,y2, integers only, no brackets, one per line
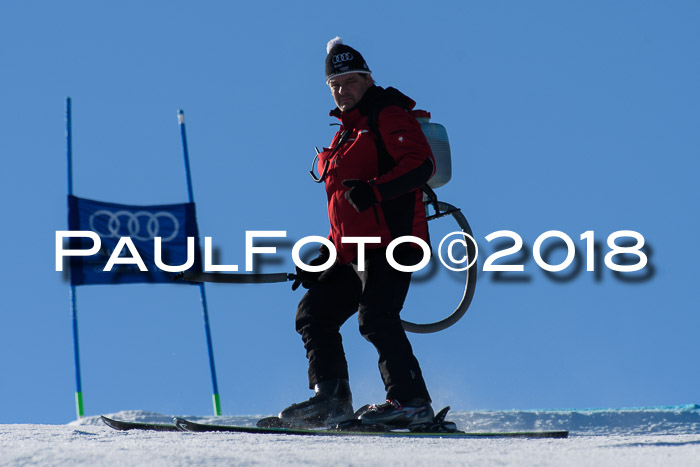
401,201,477,334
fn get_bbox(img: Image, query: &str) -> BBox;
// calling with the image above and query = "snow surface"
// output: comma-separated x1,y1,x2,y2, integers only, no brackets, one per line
2,406,699,466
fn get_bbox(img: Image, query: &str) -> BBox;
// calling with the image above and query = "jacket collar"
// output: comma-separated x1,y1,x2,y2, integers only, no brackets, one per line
329,85,383,129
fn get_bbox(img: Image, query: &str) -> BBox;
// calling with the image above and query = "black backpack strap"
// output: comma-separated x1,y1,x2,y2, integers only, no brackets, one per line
366,87,411,137
367,87,439,211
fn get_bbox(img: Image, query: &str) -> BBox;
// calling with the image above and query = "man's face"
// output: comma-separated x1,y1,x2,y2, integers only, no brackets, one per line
328,73,373,112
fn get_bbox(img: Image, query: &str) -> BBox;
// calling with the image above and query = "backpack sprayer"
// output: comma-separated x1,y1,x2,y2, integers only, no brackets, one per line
177,112,477,334
403,111,477,333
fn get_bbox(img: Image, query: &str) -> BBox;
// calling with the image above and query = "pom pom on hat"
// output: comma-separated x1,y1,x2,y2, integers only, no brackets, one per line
326,36,344,54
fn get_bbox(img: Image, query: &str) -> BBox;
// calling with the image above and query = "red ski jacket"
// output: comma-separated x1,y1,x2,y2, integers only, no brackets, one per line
318,86,435,264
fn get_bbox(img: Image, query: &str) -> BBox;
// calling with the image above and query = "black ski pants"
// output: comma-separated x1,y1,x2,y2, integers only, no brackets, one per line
295,247,431,402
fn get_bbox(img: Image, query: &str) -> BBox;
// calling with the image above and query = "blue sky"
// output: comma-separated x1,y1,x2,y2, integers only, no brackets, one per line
1,1,698,424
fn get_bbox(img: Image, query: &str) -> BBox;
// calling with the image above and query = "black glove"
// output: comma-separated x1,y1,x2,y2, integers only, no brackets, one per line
291,246,331,291
342,179,377,213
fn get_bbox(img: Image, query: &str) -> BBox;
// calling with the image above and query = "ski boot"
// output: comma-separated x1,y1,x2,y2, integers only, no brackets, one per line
359,398,435,430
258,379,353,428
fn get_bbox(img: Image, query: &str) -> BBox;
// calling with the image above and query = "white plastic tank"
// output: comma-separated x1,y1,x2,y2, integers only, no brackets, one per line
414,110,452,189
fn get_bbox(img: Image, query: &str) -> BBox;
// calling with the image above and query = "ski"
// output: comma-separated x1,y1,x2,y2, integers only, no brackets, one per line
101,415,180,432
174,417,568,438
102,412,569,439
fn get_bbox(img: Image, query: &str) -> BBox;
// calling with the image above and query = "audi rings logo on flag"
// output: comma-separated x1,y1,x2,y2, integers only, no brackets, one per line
89,210,180,242
332,52,354,64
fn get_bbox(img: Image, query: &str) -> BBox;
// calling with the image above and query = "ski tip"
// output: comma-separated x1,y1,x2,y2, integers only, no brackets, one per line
173,417,188,431
100,415,122,430
174,417,204,432
101,415,182,432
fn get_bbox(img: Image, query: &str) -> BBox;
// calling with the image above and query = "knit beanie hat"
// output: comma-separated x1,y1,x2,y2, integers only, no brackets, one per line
325,37,371,83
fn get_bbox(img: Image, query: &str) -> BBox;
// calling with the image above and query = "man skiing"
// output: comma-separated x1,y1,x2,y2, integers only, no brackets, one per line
279,37,436,430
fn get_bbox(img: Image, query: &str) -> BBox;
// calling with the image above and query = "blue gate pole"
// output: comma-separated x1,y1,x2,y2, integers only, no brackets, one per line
66,97,85,418
178,110,222,416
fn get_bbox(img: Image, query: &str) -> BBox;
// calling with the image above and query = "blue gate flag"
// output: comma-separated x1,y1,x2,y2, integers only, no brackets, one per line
67,195,202,286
